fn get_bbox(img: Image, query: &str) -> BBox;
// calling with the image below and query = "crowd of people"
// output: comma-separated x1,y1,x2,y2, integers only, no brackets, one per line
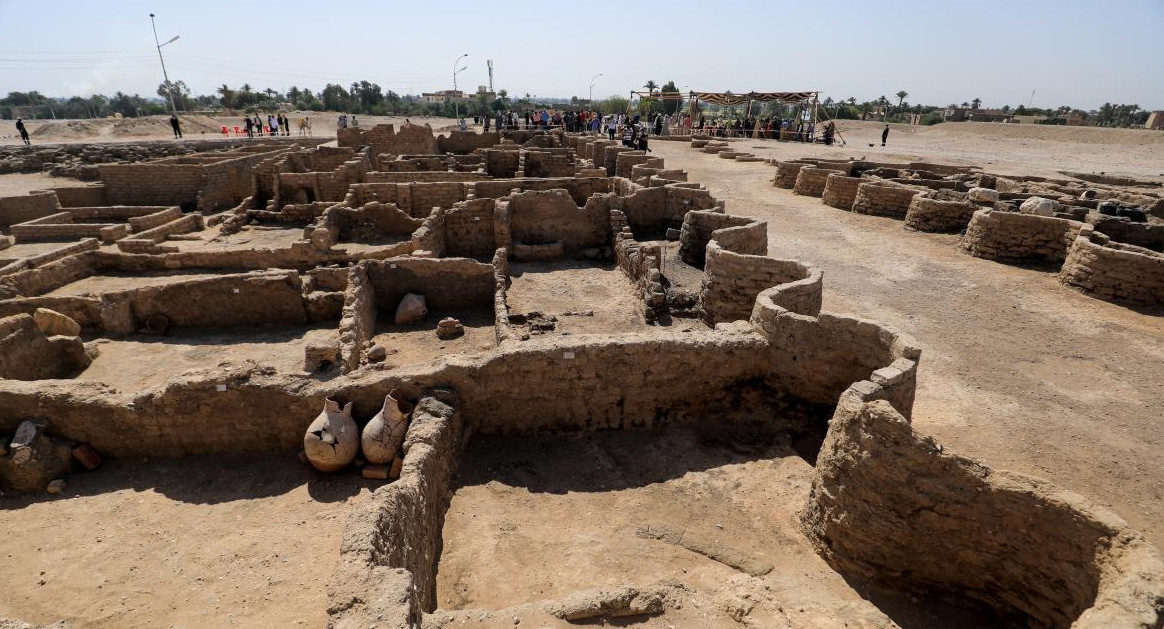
239,113,314,138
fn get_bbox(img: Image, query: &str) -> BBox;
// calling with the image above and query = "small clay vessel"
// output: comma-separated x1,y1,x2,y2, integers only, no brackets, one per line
361,389,413,465
303,397,359,472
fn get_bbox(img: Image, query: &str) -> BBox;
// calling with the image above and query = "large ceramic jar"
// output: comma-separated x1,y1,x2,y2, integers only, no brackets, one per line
304,397,359,472
361,389,413,465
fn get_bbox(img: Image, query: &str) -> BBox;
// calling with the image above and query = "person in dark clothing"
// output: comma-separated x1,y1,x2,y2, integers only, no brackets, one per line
823,121,836,146
170,114,182,138
15,118,31,146
881,124,889,146
243,116,253,138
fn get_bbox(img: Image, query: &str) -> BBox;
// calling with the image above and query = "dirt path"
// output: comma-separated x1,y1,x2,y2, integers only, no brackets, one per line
654,141,1164,549
0,455,374,628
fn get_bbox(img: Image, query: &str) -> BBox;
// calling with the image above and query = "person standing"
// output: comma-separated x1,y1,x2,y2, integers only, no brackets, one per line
881,124,890,146
244,115,253,138
170,114,182,138
351,115,358,128
15,117,31,146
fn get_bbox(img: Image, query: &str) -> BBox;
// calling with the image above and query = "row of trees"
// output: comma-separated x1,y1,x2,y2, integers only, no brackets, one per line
1,84,1157,128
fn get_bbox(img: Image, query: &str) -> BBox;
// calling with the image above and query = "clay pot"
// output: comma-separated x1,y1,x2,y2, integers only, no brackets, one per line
303,397,359,472
361,389,413,465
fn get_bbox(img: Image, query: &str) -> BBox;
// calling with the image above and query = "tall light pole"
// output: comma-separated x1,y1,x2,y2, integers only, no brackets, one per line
149,13,180,115
589,73,602,108
452,53,469,122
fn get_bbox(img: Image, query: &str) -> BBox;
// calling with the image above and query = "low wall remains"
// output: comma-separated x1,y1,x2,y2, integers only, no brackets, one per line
1060,227,1164,308
793,166,838,198
903,195,980,233
803,396,1164,629
702,243,819,325
0,191,60,230
774,161,810,188
821,174,862,210
851,182,920,219
960,208,1083,266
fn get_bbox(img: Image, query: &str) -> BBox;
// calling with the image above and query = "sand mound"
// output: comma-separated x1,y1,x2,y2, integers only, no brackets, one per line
30,120,102,139
918,121,1164,147
110,115,224,137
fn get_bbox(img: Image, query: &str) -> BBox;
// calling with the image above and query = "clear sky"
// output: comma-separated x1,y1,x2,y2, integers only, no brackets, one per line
1,0,1161,111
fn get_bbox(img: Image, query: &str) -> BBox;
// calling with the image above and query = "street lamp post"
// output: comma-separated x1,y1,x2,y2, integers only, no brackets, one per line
452,53,469,123
588,73,602,108
148,13,180,115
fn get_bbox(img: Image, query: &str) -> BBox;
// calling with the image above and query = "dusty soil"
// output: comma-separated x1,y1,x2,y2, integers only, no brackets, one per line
435,425,991,628
370,308,496,370
728,119,1164,180
506,261,649,335
0,172,90,198
654,139,1164,551
0,454,375,629
77,325,334,392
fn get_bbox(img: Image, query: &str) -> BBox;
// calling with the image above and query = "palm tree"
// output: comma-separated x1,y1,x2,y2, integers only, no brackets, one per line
895,90,909,109
217,84,235,110
971,98,982,110
643,80,658,95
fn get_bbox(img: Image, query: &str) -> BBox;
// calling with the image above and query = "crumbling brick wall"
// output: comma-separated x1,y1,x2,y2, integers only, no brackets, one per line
0,191,60,230
851,182,921,219
507,189,608,251
48,185,107,208
524,151,575,178
484,149,520,178
1090,215,1164,252
474,177,611,206
903,196,980,233
0,313,90,380
702,243,814,325
442,199,498,260
802,396,1164,629
678,209,752,266
960,208,1083,266
338,124,438,155
363,257,494,315
338,264,376,373
775,161,810,188
793,166,840,197
0,246,97,299
437,130,499,154
1060,227,1164,308
821,174,862,210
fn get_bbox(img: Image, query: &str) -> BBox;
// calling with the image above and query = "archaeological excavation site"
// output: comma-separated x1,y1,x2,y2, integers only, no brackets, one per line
1,124,1163,629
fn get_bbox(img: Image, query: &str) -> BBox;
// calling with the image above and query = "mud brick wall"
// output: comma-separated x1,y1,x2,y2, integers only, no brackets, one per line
442,199,498,260
1090,215,1164,252
803,396,1164,629
1060,229,1164,308
363,257,494,314
48,185,106,208
793,167,836,197
363,171,485,183
588,139,614,163
752,291,919,414
702,244,813,324
0,313,89,380
128,207,182,232
376,157,447,172
328,393,462,625
330,203,421,241
960,209,1083,266
411,208,446,256
99,270,309,335
775,161,810,188
408,183,468,216
437,130,499,154
473,177,612,206
338,264,377,373
347,183,401,206
98,163,204,207
615,152,654,178
338,124,438,155
507,189,608,250
603,146,636,176
116,214,203,253
821,174,862,210
903,196,980,233
523,151,575,178
851,182,921,219
484,149,520,178
0,246,97,298
679,209,753,266
11,213,129,244
0,191,61,230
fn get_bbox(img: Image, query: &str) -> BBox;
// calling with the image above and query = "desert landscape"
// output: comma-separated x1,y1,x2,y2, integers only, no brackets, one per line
0,109,1162,629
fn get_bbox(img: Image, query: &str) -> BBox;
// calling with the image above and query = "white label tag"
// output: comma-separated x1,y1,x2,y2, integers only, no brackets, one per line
215,384,227,392
390,263,397,269
563,352,574,359
232,288,240,293
474,216,481,221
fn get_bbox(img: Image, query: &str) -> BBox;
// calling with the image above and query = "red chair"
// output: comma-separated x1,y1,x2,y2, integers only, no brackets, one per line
220,125,229,137
233,126,242,137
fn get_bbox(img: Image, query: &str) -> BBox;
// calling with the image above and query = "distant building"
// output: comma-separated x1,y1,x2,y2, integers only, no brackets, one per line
1147,111,1164,130
420,86,496,105
943,107,1014,123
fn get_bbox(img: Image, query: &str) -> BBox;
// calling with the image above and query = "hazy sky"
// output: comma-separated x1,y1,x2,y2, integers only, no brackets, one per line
1,0,1162,111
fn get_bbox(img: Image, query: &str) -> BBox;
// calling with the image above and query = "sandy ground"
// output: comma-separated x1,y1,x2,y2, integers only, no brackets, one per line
436,426,990,628
654,139,1164,551
0,172,91,197
506,261,651,335
700,119,1164,181
0,454,375,629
